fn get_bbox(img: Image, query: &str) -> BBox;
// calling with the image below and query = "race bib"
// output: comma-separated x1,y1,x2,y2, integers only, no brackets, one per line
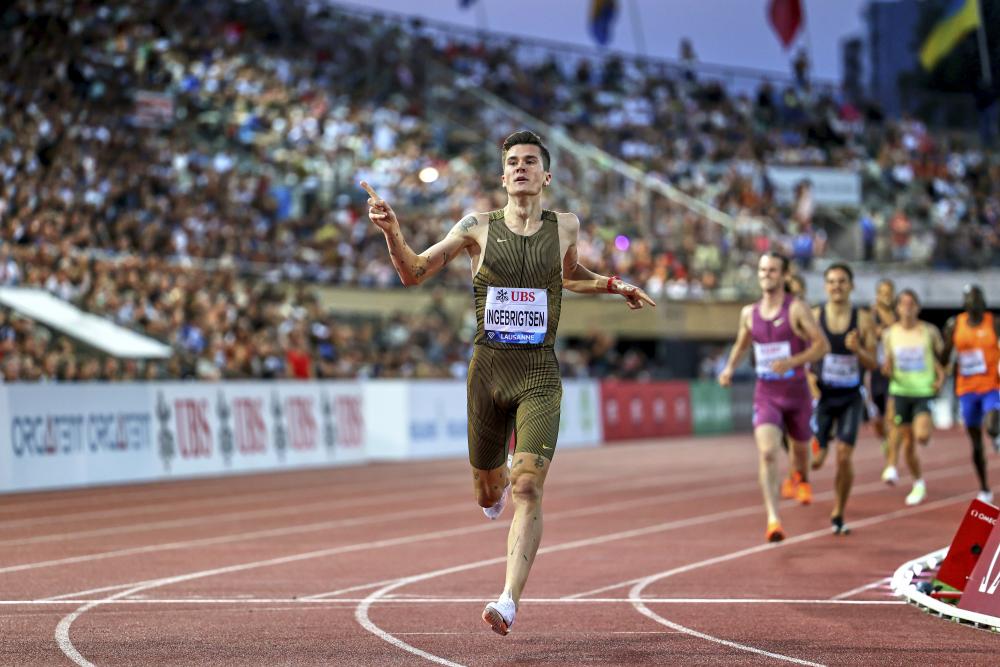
876,342,886,366
754,341,794,380
484,286,547,344
895,346,926,373
958,349,988,376
822,353,859,387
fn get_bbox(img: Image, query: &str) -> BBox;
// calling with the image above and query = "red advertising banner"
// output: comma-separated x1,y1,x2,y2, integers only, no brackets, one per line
957,508,1000,619
935,499,999,591
600,381,692,442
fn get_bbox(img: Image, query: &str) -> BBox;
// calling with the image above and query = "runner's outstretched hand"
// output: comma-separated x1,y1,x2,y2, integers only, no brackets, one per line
361,181,399,234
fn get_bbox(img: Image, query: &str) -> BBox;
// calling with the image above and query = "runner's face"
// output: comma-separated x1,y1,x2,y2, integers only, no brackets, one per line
757,256,785,293
896,294,919,322
502,145,550,196
824,269,852,304
877,282,894,308
963,287,985,313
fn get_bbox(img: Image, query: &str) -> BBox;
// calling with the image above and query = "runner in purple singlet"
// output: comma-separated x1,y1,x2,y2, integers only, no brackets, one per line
719,253,830,542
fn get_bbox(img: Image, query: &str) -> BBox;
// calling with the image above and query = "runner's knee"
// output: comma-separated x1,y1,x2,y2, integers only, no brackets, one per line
510,472,543,505
987,411,1000,439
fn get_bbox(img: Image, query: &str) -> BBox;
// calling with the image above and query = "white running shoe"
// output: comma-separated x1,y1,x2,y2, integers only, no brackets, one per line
977,490,995,505
881,466,899,485
482,592,516,636
483,482,510,520
905,480,927,506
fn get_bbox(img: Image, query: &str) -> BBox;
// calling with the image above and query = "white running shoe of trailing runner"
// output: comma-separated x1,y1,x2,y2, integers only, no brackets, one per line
483,482,510,520
905,480,926,506
881,465,899,485
482,592,516,636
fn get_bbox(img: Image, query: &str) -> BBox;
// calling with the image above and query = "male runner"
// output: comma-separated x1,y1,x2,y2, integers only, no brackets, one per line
780,273,819,499
810,264,878,534
881,289,945,505
363,130,654,636
869,279,897,474
719,252,829,542
941,285,999,504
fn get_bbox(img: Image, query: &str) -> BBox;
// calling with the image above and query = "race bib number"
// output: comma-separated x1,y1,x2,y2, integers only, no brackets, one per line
958,349,988,377
754,341,793,380
822,353,859,387
895,346,926,373
484,286,547,344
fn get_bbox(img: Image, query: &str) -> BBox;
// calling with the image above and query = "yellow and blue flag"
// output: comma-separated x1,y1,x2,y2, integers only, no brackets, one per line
589,0,618,46
919,0,982,70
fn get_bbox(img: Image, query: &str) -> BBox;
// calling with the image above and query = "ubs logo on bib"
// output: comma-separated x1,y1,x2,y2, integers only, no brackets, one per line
511,291,536,302
496,289,509,303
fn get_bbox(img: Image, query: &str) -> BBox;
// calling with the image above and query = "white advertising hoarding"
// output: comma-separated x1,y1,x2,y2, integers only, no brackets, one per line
0,381,364,493
1,383,157,492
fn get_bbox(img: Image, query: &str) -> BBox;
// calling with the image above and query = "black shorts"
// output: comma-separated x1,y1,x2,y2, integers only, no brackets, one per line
870,371,890,415
814,394,865,449
892,395,933,426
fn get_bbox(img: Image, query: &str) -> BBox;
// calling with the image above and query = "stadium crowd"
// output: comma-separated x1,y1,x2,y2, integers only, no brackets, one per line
1,0,999,382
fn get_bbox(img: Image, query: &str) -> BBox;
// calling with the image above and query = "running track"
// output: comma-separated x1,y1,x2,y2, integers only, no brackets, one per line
1,430,998,666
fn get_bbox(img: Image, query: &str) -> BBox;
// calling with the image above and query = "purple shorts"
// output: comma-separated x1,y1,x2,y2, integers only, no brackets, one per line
753,382,813,442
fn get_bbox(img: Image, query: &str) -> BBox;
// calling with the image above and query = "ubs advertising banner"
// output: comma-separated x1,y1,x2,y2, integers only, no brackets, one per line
0,381,364,493
153,382,365,476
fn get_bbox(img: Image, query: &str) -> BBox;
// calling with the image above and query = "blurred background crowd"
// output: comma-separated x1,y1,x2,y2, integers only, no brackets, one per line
1,0,998,382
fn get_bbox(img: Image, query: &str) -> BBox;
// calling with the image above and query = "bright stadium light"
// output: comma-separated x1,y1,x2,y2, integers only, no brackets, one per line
419,166,440,183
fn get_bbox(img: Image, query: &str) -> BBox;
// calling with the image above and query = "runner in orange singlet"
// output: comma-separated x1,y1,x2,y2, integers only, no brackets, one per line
941,285,999,504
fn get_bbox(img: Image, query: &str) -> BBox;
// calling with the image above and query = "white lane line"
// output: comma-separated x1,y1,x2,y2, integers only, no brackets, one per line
829,577,892,601
625,492,975,667
2,502,476,575
0,596,907,606
50,478,803,666
0,487,465,547
7,465,757,573
43,479,756,604
300,478,762,601
565,461,983,599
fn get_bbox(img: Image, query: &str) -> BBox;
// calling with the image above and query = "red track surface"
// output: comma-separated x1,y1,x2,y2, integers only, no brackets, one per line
2,430,999,666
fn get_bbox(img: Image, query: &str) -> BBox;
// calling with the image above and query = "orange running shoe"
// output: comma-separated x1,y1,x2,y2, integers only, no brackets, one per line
780,471,801,499
766,521,785,543
796,481,813,505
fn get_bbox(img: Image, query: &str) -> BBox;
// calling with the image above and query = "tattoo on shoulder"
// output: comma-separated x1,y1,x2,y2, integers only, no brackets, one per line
534,455,544,469
458,215,478,233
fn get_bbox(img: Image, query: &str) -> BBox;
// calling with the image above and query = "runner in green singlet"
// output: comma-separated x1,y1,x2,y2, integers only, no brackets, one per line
881,289,945,506
363,130,654,636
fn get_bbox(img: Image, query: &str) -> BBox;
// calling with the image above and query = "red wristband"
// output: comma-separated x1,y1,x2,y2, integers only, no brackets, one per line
606,275,619,293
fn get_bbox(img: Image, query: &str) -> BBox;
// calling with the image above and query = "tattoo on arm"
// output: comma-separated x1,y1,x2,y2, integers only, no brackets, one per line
534,455,544,469
458,215,477,233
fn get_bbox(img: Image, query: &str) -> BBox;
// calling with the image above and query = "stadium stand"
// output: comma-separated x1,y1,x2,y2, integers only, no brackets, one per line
0,0,998,382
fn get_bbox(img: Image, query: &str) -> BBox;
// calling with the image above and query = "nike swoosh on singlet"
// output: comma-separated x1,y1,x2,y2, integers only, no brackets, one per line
497,239,509,243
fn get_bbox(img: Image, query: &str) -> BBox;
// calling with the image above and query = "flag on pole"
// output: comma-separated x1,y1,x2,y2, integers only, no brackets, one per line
768,0,803,50
919,0,982,70
589,0,618,46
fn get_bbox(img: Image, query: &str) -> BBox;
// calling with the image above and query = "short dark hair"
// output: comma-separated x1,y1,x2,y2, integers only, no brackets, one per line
760,251,790,273
502,130,551,171
824,263,854,283
896,288,920,308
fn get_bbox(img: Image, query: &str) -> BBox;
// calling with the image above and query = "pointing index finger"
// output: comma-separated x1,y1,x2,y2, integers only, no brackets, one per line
360,180,381,202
